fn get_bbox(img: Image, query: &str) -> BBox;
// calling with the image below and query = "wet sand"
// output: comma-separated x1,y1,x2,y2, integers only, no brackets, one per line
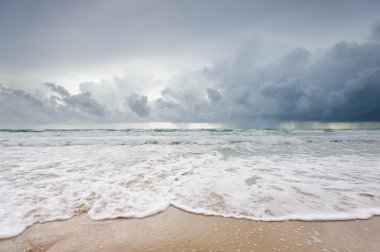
0,207,379,252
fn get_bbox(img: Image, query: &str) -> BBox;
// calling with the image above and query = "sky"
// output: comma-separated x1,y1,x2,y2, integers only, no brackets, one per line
1,0,380,128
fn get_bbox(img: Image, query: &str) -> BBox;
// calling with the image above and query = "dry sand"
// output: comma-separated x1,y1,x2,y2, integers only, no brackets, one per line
0,206,379,252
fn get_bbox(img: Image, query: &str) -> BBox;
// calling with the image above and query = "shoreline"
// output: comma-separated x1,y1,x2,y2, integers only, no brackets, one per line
1,207,379,251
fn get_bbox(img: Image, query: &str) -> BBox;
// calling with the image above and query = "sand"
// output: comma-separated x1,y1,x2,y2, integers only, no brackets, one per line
0,207,379,252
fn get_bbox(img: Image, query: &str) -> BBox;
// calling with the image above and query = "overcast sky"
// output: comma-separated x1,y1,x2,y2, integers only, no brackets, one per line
1,0,380,128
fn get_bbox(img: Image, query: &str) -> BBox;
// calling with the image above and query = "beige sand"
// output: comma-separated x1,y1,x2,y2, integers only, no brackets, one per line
0,207,379,252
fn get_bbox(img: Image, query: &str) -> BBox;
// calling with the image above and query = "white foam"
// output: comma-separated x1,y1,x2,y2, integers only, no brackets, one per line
1,129,380,238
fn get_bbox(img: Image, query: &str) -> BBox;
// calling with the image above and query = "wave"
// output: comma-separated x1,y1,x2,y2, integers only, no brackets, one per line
0,129,43,133
1,129,380,239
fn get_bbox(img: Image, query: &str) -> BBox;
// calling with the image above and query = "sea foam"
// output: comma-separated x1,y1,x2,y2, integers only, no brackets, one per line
0,129,379,238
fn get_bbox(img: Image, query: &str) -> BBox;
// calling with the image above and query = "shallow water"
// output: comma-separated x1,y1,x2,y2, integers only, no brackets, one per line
1,129,380,238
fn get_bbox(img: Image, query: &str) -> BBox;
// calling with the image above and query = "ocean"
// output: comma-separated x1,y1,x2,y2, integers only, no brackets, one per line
0,129,379,238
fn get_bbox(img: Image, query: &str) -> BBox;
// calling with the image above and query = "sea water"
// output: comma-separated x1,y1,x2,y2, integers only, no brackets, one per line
0,129,379,238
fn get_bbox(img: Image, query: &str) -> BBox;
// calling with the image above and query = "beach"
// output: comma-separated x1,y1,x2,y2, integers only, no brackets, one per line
1,206,379,252
1,129,380,251
2,0,380,250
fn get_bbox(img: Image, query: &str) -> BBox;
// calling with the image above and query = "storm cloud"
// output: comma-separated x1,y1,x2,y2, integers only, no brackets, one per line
126,93,150,117
1,37,380,127
0,83,107,125
371,20,380,42
144,39,380,126
0,1,380,128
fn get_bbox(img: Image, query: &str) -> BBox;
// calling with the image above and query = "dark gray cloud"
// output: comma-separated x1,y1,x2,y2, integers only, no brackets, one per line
0,85,52,124
371,20,380,41
0,1,380,127
206,88,222,104
149,40,380,126
126,93,150,117
45,83,70,97
337,68,380,121
45,83,106,118
1,37,379,127
0,83,108,126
